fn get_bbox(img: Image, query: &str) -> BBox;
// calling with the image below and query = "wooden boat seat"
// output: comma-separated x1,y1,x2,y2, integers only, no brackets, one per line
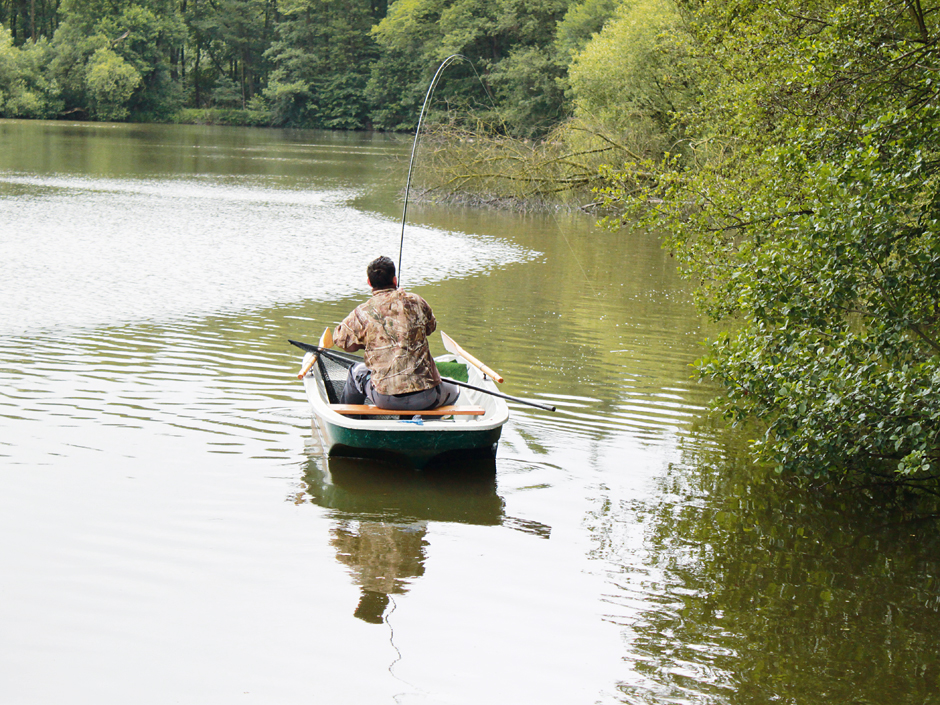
329,404,485,417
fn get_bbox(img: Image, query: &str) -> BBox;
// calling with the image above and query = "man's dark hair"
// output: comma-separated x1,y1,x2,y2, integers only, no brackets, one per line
367,256,396,289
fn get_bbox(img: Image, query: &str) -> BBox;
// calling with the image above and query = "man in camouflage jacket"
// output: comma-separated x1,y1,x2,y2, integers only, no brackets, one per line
333,256,459,411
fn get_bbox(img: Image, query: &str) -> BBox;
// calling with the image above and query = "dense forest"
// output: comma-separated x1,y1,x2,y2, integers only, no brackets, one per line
0,0,610,134
2,0,938,488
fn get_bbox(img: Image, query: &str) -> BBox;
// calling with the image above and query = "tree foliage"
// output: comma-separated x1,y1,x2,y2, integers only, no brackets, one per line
554,0,619,60
368,0,572,134
0,0,60,43
405,0,698,208
568,0,696,141
0,0,582,133
0,27,57,117
85,47,142,120
42,0,185,120
599,0,940,486
264,0,381,129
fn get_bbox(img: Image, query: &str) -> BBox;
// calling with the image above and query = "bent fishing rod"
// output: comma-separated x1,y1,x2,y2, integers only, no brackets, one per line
288,339,556,412
398,54,495,285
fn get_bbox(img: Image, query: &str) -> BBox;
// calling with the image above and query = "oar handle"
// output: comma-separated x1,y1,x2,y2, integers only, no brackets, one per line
296,328,334,378
441,332,504,383
297,353,319,379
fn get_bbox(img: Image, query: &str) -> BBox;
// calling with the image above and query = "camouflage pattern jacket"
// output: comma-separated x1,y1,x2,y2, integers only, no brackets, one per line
333,287,442,395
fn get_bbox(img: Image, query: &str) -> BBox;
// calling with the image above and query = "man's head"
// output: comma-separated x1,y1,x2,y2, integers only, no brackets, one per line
367,256,397,290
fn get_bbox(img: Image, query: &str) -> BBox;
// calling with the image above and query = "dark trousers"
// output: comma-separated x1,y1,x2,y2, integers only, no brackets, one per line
341,362,460,410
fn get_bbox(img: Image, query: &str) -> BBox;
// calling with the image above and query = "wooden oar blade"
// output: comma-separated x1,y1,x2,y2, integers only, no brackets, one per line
440,331,504,383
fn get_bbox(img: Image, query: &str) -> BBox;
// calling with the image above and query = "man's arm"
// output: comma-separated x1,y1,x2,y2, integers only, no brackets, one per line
334,309,366,352
420,297,437,336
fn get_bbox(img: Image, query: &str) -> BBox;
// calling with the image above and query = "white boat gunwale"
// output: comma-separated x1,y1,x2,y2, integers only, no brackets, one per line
300,351,510,434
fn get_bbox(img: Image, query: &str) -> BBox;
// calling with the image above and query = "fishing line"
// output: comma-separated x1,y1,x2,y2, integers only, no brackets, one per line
385,595,428,702
397,56,598,303
549,208,601,299
398,54,498,285
385,595,403,671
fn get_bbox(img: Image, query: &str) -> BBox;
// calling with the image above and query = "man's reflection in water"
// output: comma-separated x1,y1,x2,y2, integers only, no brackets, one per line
302,453,543,624
331,519,428,624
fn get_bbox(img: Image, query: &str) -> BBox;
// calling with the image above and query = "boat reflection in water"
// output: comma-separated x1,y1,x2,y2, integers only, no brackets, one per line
299,452,548,623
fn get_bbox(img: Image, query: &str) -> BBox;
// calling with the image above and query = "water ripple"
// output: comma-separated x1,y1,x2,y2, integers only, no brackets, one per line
0,173,537,334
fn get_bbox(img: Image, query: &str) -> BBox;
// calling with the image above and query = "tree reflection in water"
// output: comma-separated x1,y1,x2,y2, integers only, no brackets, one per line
593,434,940,705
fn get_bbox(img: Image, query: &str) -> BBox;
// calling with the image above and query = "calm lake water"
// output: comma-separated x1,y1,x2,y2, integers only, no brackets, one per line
1,119,938,704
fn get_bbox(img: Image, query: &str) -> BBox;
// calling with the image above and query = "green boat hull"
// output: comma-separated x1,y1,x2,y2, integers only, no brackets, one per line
318,417,502,468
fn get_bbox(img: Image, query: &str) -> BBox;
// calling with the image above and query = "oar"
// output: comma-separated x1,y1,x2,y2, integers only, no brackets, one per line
295,328,334,379
439,376,555,412
290,338,361,365
440,331,504,383
288,339,555,411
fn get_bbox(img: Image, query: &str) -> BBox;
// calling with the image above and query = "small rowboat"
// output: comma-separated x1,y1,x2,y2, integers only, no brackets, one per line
296,329,509,468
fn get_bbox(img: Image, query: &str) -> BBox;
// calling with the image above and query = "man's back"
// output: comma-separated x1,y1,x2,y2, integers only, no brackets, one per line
334,287,441,396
